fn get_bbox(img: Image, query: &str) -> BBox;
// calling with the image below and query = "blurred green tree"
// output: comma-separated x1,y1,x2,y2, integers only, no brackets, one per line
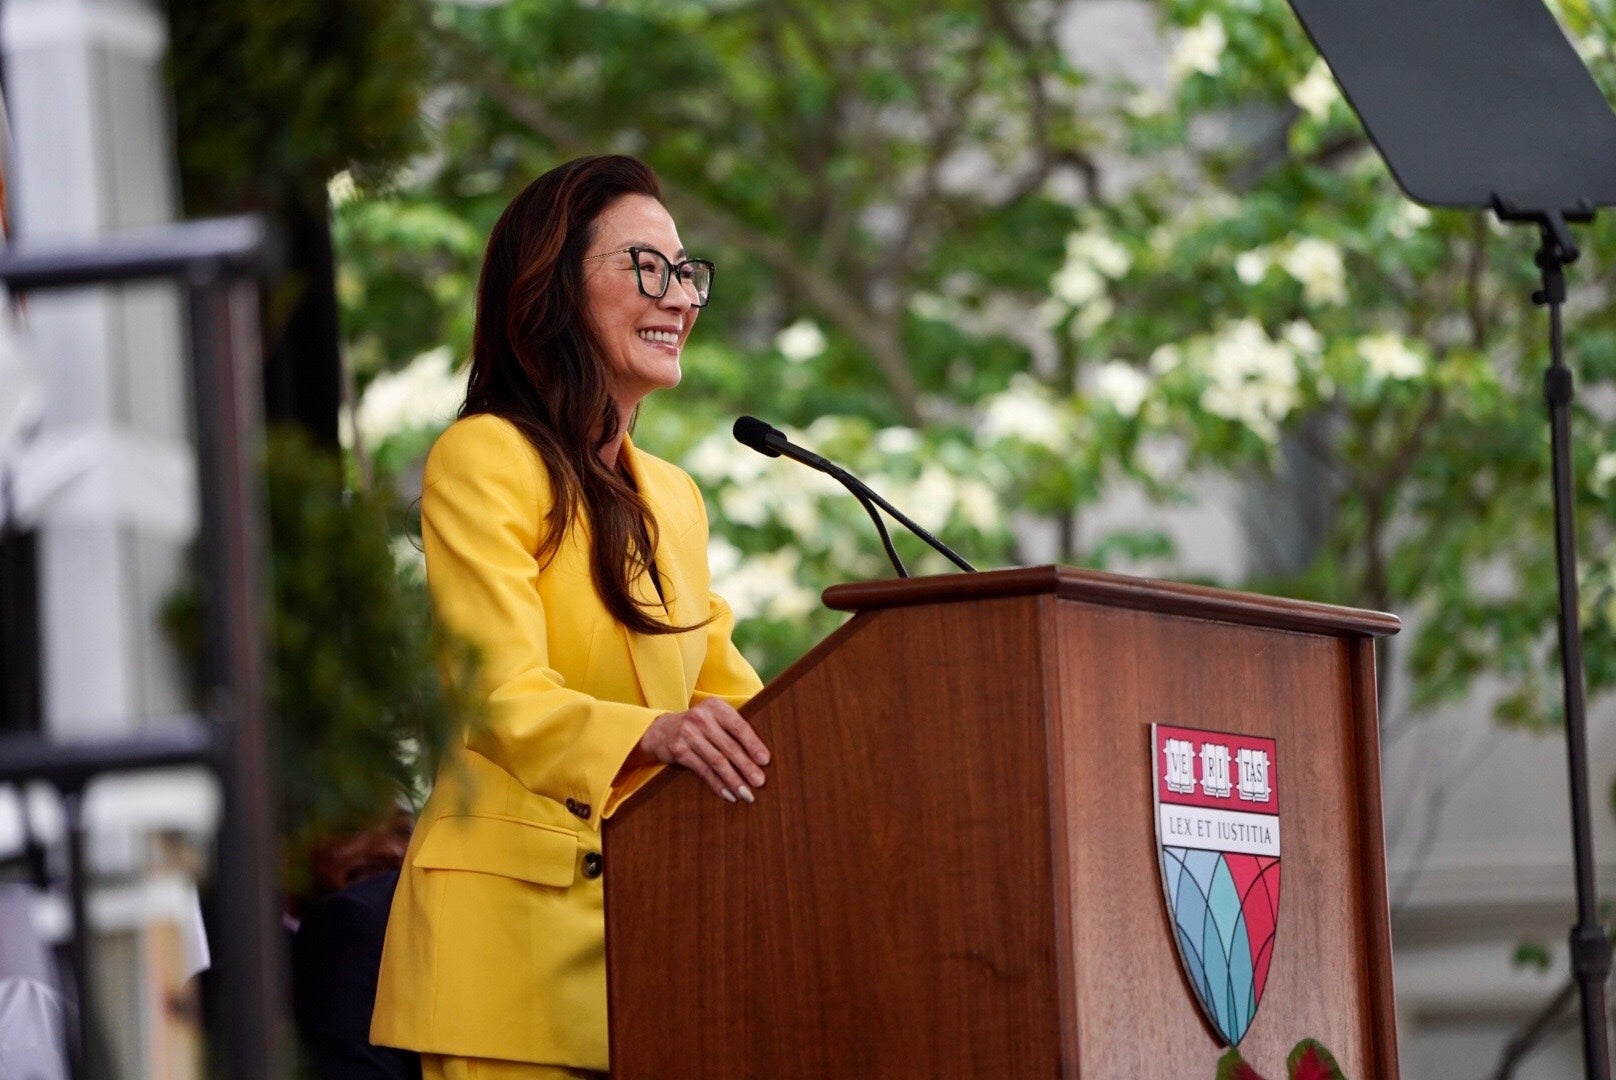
162,0,465,893
342,0,1092,420
164,431,472,895
335,0,1616,745
1081,0,1616,735
336,0,1114,672
329,1,1616,1065
166,0,429,443
166,0,425,213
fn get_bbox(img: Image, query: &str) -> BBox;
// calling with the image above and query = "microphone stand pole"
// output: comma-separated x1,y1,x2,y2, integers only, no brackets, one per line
1494,195,1612,1080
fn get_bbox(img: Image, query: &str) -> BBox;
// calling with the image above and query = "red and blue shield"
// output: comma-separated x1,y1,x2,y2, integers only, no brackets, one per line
1152,724,1281,1048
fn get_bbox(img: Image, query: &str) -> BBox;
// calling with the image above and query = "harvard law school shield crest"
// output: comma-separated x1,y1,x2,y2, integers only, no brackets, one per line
1152,724,1281,1047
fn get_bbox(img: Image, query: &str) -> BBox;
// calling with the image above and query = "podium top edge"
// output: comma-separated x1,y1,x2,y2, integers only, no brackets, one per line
821,565,1400,640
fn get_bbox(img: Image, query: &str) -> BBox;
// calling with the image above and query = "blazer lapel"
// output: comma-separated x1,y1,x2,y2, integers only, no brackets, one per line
618,437,691,711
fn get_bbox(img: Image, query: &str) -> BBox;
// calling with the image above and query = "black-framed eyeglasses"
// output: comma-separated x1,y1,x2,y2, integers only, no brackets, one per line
587,246,715,308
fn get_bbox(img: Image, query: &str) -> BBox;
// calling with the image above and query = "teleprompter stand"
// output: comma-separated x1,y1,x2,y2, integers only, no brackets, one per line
1284,0,1616,1074
1493,195,1612,1077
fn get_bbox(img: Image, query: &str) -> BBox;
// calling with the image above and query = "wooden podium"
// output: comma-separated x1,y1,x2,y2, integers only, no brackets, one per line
604,566,1401,1077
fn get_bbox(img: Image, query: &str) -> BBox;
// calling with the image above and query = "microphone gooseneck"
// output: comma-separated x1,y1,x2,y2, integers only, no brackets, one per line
733,416,908,576
730,415,977,577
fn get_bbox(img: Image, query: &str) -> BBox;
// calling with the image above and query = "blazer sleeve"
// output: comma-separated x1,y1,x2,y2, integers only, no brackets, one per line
422,416,663,817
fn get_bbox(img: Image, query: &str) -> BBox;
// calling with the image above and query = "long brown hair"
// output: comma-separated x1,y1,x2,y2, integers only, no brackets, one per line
462,155,696,636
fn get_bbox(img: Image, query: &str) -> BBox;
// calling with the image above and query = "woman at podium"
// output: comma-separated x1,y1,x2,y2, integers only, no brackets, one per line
370,155,770,1079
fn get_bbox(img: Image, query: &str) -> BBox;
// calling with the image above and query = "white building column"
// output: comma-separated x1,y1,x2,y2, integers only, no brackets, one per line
3,2,201,1076
3,0,195,737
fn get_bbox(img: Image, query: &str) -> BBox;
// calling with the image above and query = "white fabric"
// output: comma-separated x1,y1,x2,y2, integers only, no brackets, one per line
4,426,198,538
0,978,68,1080
178,883,210,981
0,300,41,503
0,886,67,1080
0,887,52,989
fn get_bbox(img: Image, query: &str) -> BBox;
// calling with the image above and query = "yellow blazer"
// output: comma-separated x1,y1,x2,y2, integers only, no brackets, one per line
370,414,762,1068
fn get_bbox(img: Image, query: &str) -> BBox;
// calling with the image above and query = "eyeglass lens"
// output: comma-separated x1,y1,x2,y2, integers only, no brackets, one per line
632,249,712,306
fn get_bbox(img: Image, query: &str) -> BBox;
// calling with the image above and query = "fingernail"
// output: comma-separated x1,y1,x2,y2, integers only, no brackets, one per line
758,752,771,766
751,772,766,787
721,789,737,803
737,785,755,804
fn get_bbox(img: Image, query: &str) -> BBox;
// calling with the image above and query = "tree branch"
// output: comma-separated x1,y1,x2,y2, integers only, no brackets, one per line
665,190,925,421
1467,211,1492,349
429,21,927,422
876,23,992,288
1489,978,1578,1080
1356,392,1445,610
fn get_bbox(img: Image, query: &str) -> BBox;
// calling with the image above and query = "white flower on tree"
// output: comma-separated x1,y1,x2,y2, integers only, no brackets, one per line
352,346,468,449
1066,230,1132,280
1036,297,1069,330
1281,320,1324,357
1049,230,1128,321
712,548,816,621
909,291,961,324
1149,344,1183,376
1358,332,1426,382
1171,15,1228,82
1051,261,1106,307
1126,89,1168,119
979,375,1070,451
774,318,828,363
1591,453,1616,495
719,483,772,527
1235,249,1273,286
708,535,743,578
1388,202,1434,240
777,494,823,539
1575,28,1606,64
327,170,358,209
904,463,960,533
390,535,425,575
955,479,1001,531
1279,237,1348,307
687,432,769,486
1289,60,1339,120
874,426,921,455
1072,297,1116,337
1091,360,1152,418
1197,318,1301,442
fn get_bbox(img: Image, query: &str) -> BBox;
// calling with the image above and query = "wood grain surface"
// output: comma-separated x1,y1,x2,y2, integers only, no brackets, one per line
605,574,1399,1078
825,564,1401,640
608,597,1065,1076
1047,601,1397,1077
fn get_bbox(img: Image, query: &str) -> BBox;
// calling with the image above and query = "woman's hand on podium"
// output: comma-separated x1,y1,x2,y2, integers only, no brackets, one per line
637,699,771,804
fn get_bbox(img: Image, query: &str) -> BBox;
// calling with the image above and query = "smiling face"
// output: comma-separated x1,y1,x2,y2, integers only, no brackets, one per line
581,194,698,424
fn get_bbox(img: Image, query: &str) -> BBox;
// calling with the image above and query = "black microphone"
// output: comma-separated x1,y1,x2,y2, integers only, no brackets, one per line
731,415,977,577
732,415,837,470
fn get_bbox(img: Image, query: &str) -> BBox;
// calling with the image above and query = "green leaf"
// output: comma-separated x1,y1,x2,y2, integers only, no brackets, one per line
1514,940,1553,974
1216,1048,1270,1080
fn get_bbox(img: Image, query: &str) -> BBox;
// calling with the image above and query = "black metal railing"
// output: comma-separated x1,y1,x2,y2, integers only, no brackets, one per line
0,215,283,1079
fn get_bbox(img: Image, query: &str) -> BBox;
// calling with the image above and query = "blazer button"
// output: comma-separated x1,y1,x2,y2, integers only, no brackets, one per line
565,798,591,820
582,852,604,879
